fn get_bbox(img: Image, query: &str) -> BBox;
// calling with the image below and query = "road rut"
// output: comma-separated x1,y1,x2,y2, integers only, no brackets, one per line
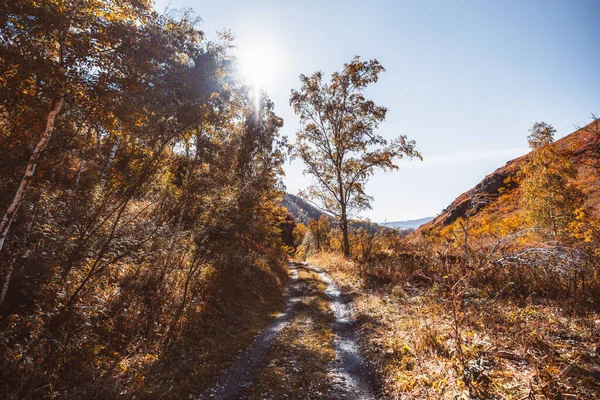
203,261,373,399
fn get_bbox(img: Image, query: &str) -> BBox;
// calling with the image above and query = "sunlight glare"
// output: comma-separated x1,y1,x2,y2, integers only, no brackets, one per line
237,43,278,89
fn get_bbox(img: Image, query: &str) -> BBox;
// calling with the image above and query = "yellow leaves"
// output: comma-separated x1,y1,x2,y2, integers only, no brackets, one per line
396,375,417,391
567,207,600,244
520,128,585,238
498,214,523,237
440,220,461,243
433,377,448,390
574,207,587,221
383,338,413,359
92,344,104,355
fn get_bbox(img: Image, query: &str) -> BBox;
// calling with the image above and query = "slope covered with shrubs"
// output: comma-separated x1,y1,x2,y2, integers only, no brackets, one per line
302,119,600,399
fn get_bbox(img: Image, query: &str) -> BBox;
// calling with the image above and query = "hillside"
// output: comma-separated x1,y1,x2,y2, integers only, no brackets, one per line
281,193,326,223
419,120,600,234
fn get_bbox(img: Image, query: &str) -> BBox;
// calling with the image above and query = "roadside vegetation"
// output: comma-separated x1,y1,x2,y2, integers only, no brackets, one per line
0,1,290,398
299,119,600,399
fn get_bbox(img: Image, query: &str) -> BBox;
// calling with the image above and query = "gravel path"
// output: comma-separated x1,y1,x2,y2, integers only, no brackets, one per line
202,263,301,399
203,261,374,399
306,263,375,400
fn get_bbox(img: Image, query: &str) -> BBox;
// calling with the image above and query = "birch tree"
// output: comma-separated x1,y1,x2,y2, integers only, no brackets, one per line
520,122,584,239
0,0,154,252
290,57,421,257
0,0,159,306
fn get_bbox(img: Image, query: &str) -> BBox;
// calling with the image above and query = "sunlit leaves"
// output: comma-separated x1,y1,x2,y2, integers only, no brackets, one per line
0,2,289,398
520,122,584,239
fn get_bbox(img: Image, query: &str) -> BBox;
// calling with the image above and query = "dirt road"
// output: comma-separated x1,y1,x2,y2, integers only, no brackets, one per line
203,261,374,399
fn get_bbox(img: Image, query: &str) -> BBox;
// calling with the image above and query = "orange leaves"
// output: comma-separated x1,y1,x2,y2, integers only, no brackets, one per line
567,207,600,244
520,122,586,239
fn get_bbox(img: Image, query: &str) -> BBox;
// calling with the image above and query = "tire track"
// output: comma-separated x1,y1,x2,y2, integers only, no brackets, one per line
306,263,375,400
202,262,300,399
203,261,374,399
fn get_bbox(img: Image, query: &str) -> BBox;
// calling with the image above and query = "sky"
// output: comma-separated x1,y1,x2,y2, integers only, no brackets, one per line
154,0,599,222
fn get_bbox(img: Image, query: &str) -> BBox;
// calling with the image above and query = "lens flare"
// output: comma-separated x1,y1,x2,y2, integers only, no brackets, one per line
237,43,277,88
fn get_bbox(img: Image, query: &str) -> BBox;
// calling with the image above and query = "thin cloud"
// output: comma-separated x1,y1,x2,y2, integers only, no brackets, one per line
400,147,529,168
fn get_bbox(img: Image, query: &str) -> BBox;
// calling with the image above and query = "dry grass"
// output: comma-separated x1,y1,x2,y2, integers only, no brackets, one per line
136,257,290,399
310,252,600,399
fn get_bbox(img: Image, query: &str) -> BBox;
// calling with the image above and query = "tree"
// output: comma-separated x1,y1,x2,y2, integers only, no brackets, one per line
520,122,584,239
280,212,297,248
0,0,159,253
308,214,331,252
0,4,290,394
292,222,308,248
290,57,421,257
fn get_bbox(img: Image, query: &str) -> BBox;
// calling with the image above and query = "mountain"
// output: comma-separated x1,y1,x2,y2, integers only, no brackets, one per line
381,217,434,230
418,120,600,234
282,193,387,234
282,193,326,224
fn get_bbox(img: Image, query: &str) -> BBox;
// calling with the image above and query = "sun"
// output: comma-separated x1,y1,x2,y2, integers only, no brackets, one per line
237,43,278,88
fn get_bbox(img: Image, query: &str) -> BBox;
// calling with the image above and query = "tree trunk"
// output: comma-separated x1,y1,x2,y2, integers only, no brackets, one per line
98,135,120,194
0,93,64,306
0,96,64,253
341,208,350,258
75,159,84,186
0,260,15,307
315,222,321,252
337,166,351,257
160,168,189,283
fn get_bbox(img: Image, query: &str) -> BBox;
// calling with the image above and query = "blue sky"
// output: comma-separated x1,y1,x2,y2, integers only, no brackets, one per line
155,0,599,222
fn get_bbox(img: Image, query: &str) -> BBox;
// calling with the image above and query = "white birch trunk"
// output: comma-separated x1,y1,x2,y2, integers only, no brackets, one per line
0,261,14,306
0,95,64,253
75,159,84,186
98,135,120,194
0,95,64,306
0,0,78,306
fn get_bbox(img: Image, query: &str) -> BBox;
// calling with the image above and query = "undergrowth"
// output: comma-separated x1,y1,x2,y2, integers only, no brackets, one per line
0,252,289,399
310,252,600,399
238,264,336,399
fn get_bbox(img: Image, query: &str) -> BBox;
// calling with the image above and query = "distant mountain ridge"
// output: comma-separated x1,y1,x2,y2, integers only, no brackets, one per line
281,193,325,224
282,193,433,232
382,217,434,230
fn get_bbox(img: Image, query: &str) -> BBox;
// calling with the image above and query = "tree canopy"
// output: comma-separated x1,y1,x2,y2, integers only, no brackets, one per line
0,2,289,396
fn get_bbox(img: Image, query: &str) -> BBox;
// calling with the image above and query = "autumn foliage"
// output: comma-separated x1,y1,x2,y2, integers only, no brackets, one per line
0,2,289,398
307,119,600,399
